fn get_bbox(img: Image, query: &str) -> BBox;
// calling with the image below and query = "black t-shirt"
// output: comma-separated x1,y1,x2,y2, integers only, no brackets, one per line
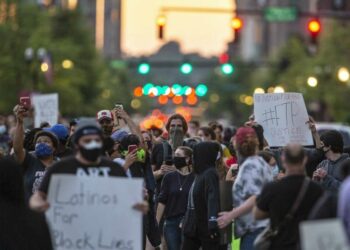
151,142,172,194
22,151,56,203
257,175,324,250
39,156,126,194
158,171,194,219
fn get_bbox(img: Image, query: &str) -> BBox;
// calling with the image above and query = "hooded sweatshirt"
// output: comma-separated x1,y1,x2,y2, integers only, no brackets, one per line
317,153,349,192
189,142,221,238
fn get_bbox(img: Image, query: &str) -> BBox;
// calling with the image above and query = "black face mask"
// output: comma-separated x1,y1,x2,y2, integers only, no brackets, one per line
79,147,102,162
173,156,187,169
79,141,103,162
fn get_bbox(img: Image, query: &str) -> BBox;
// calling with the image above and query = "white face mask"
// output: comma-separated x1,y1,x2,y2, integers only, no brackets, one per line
83,140,103,150
0,125,6,134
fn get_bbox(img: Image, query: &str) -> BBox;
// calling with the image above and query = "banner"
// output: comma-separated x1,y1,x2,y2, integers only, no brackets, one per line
46,175,143,250
300,219,349,250
254,93,313,147
32,93,59,127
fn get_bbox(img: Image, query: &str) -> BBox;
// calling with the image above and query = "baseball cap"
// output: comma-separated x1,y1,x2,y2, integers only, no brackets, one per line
111,130,129,143
44,124,69,141
96,110,113,122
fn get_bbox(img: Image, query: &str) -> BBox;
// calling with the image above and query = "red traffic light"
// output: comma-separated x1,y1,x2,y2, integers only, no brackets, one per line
307,19,321,36
219,53,229,64
231,17,243,31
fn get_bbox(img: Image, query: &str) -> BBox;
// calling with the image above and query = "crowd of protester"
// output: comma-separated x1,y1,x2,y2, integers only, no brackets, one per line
0,102,350,250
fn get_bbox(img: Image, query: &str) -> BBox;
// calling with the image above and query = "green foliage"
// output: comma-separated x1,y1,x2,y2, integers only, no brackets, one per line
0,2,132,117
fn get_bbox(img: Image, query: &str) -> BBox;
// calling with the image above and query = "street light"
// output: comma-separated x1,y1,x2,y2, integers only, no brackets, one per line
307,76,318,87
274,86,285,93
24,47,50,89
254,88,265,94
338,67,350,82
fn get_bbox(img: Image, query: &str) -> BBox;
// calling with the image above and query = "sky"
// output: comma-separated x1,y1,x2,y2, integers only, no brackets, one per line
121,0,235,58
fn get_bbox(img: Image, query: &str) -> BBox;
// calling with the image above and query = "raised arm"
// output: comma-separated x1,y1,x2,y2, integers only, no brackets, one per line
13,105,26,164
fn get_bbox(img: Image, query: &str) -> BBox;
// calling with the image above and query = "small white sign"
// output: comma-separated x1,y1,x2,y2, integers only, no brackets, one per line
46,175,143,250
254,93,313,147
300,219,350,250
32,93,59,127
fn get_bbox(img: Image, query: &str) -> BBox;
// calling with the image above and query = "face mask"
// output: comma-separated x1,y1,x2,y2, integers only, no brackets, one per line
173,156,187,169
0,125,6,134
79,140,103,162
169,127,184,151
271,165,279,177
35,143,53,159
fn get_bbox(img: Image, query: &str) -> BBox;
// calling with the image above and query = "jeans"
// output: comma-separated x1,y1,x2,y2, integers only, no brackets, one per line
164,215,183,250
240,228,264,250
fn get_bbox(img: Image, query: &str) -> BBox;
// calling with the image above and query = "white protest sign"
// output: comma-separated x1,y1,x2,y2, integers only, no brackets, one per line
300,219,350,250
46,175,143,250
32,93,59,127
254,93,313,147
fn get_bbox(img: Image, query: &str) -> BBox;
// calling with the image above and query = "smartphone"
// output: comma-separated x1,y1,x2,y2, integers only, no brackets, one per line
115,103,123,110
165,158,173,166
20,97,31,110
128,145,138,154
231,168,239,176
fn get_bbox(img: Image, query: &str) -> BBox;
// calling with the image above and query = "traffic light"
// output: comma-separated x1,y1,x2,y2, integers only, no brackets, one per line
307,18,321,45
180,63,193,75
138,62,150,75
231,17,243,43
156,15,166,40
221,63,234,75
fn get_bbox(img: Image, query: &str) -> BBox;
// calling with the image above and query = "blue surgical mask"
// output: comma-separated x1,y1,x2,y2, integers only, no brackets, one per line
35,143,53,158
0,125,6,134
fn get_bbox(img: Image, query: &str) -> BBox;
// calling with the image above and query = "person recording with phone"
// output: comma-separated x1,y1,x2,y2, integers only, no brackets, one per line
116,134,161,249
156,146,194,250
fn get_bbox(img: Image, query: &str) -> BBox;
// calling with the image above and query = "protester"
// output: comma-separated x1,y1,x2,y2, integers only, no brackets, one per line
44,123,73,158
198,126,215,142
29,121,128,211
0,115,10,156
0,158,53,250
156,146,194,250
142,130,154,154
117,133,161,249
313,130,350,191
97,109,115,137
151,114,188,187
182,142,221,250
13,104,59,202
110,129,129,160
188,120,200,138
253,144,324,250
217,127,273,250
258,150,284,180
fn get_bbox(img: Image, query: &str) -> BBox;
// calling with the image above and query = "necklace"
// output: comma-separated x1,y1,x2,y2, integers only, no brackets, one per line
177,171,191,191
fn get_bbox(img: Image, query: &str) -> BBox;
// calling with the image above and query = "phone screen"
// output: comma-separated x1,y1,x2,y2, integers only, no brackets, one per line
20,97,31,110
128,145,137,154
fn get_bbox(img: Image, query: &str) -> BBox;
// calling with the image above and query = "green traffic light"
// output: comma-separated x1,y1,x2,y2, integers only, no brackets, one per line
221,63,234,75
195,84,208,97
180,63,193,74
138,63,150,75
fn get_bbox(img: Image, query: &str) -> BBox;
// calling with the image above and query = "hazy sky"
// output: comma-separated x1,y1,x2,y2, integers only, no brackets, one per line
121,0,235,58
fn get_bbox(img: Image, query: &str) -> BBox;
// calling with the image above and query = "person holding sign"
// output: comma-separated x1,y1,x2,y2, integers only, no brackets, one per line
30,122,148,214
